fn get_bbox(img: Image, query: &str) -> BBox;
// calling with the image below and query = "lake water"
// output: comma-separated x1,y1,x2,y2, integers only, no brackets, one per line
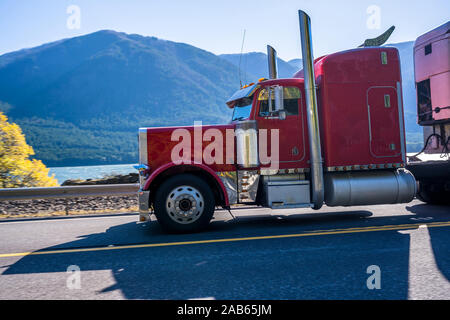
49,164,138,184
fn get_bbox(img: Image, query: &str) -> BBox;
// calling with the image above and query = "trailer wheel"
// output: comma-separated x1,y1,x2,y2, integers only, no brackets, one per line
416,182,450,205
153,174,215,233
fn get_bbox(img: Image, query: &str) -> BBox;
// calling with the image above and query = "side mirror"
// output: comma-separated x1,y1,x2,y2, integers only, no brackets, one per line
274,86,284,111
268,85,284,112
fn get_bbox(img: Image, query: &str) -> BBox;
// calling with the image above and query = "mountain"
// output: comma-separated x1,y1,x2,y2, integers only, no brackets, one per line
288,59,303,70
219,52,299,81
0,30,241,166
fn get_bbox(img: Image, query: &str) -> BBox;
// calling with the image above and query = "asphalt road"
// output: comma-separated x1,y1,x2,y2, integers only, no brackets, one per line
0,200,449,300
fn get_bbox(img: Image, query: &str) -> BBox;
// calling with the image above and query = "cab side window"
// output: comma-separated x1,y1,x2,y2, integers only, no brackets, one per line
258,86,301,117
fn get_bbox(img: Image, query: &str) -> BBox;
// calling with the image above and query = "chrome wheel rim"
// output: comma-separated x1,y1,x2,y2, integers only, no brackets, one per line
165,185,204,224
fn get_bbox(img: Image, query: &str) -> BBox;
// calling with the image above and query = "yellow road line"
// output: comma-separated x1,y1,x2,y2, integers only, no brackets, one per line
1,221,449,258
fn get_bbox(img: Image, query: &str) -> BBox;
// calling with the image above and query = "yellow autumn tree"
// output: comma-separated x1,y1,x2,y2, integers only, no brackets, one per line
0,112,58,188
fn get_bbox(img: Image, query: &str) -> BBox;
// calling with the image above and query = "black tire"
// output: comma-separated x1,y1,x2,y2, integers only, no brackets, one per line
416,182,450,205
154,174,215,233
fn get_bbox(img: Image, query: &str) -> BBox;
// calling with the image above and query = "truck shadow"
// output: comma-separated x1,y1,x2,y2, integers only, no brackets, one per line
405,203,450,282
2,207,449,299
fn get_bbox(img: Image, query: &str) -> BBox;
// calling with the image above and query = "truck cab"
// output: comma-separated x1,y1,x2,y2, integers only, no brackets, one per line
229,78,309,170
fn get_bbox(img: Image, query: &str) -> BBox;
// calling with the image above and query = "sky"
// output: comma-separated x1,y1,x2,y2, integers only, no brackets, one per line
0,0,449,61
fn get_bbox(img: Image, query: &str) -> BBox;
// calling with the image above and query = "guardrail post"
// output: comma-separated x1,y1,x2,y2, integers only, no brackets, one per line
65,199,69,215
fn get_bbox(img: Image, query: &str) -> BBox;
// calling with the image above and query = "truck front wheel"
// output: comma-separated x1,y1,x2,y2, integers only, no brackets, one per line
154,174,215,233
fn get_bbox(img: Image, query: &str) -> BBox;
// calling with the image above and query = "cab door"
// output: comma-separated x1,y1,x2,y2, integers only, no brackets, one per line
256,86,306,168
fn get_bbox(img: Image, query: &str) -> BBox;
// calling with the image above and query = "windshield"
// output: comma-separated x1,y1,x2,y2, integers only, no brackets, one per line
231,97,253,121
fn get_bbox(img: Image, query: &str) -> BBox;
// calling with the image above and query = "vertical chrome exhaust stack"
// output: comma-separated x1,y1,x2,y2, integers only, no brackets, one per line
298,10,324,210
267,45,278,79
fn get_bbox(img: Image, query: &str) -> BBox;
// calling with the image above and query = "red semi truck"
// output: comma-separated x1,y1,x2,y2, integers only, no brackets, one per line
136,11,419,233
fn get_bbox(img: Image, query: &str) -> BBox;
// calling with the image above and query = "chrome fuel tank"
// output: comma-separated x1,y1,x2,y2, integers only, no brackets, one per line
324,169,416,207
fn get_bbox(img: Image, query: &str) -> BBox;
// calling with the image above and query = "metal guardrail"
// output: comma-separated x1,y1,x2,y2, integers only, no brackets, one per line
0,184,140,201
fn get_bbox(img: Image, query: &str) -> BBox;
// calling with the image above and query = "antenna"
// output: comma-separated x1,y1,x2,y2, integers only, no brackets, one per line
238,29,246,88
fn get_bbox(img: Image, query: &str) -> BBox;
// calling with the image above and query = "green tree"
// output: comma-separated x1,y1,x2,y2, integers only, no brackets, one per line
0,112,58,188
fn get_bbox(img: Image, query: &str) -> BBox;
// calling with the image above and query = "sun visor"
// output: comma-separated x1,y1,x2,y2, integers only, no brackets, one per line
226,83,259,108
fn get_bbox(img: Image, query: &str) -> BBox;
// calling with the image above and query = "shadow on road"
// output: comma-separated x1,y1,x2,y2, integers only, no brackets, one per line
2,204,449,299
406,203,450,283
